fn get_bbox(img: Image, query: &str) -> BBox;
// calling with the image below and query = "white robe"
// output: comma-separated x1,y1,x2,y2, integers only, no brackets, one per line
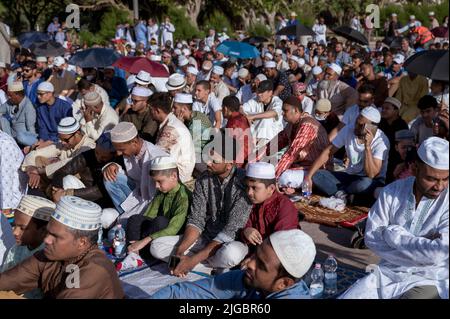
160,23,175,47
340,177,449,299
147,24,159,45
117,141,168,223
0,213,14,269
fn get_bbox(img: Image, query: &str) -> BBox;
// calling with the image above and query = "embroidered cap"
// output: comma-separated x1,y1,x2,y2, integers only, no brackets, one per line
52,196,102,231
418,137,449,170
16,195,56,222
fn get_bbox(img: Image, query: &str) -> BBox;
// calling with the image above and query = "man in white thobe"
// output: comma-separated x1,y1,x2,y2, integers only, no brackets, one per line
340,137,449,299
147,18,159,46
103,122,168,223
312,17,327,45
160,17,175,48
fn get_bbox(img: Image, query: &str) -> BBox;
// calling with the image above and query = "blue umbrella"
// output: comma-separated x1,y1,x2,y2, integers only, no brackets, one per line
68,48,121,68
216,40,260,59
18,32,51,48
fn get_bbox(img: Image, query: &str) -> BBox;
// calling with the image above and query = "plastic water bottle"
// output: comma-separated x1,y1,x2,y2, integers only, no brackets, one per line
310,263,324,299
324,255,338,295
97,227,104,250
113,225,126,258
301,180,312,205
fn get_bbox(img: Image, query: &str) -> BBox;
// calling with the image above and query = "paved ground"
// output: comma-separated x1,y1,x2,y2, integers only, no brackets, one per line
300,221,380,271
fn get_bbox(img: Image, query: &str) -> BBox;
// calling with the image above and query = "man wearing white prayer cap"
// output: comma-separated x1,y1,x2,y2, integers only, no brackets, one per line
263,60,292,101
316,62,358,116
341,136,449,299
121,85,158,143
235,68,253,104
428,11,439,30
185,66,198,94
0,196,124,298
177,55,189,75
151,229,315,299
79,91,119,141
210,65,230,104
305,105,390,200
274,49,289,72
21,116,97,185
103,121,167,220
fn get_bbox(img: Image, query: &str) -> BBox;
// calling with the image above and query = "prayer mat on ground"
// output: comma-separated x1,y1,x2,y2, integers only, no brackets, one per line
119,261,209,299
294,195,369,227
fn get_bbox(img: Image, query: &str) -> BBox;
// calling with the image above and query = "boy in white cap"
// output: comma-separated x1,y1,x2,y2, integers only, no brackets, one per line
124,156,191,262
341,137,448,299
151,229,315,299
103,122,167,219
305,106,390,203
22,117,97,188
35,81,73,145
0,196,124,298
210,65,230,104
0,81,37,146
238,162,298,252
121,86,158,143
316,63,358,116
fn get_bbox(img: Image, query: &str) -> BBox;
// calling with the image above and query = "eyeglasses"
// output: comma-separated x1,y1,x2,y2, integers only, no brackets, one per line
132,99,147,104
59,132,76,143
36,92,49,96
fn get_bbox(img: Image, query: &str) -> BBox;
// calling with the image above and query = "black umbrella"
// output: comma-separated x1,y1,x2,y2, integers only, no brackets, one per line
18,32,51,48
29,41,65,57
242,36,269,45
332,26,369,46
404,50,448,82
382,36,404,49
276,24,316,37
68,48,121,68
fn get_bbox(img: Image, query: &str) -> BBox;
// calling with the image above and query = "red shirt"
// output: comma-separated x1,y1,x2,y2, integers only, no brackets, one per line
226,112,252,167
241,191,299,244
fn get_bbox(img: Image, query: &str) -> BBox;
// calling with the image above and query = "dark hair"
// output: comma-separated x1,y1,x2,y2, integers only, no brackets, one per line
196,80,211,91
23,60,37,69
67,228,98,245
148,92,172,114
31,217,49,230
222,61,235,72
417,95,438,110
284,96,302,112
358,84,375,95
257,80,274,93
150,167,179,178
246,177,276,187
77,78,95,91
222,95,240,112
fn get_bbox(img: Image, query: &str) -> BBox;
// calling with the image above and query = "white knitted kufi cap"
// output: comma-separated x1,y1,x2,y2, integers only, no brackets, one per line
212,66,224,75
52,196,102,230
187,66,199,76
360,106,381,124
418,137,449,170
269,229,316,278
174,93,193,104
328,63,342,75
16,195,56,222
37,82,54,92
150,156,178,170
58,117,80,134
110,122,138,143
246,162,275,179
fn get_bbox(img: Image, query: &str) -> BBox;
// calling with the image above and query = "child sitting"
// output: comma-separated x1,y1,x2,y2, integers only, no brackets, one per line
240,162,299,249
1,195,56,298
122,156,191,267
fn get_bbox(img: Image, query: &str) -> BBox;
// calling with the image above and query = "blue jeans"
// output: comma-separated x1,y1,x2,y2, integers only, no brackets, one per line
104,172,136,214
312,170,384,197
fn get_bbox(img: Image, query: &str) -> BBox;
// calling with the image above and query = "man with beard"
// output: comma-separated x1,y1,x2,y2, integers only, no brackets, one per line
22,60,43,106
341,137,448,299
316,63,358,116
0,196,124,298
150,229,315,299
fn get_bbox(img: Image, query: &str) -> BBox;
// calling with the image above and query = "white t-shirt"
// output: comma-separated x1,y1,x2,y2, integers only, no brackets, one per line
192,93,222,126
332,124,390,178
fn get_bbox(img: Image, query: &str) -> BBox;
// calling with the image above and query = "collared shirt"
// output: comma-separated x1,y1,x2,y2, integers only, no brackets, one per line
242,192,299,243
187,166,252,243
192,93,222,127
0,96,36,137
0,131,26,210
143,183,192,239
156,113,195,183
275,113,330,177
36,97,73,142
150,270,311,299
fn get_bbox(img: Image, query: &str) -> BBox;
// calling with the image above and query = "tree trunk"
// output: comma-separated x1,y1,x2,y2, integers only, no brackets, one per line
185,0,204,29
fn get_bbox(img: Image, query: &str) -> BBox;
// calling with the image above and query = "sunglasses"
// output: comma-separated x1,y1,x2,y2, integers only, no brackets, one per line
37,92,49,96
60,132,76,143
